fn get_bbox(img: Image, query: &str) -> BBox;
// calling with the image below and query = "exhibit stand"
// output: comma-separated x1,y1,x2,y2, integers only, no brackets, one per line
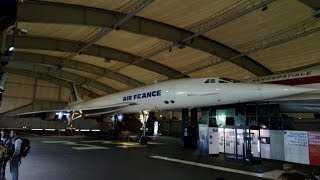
223,126,261,164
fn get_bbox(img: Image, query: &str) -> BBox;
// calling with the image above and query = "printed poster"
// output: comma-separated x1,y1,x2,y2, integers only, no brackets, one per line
224,128,235,154
284,131,309,164
198,124,209,156
208,127,219,155
260,129,271,159
308,131,320,166
218,128,224,153
236,129,244,156
250,130,260,158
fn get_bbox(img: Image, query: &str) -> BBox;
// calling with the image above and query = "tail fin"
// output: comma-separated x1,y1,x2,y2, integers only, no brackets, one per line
69,84,83,104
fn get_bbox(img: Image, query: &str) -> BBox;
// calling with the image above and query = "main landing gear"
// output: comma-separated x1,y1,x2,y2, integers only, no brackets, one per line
139,110,149,145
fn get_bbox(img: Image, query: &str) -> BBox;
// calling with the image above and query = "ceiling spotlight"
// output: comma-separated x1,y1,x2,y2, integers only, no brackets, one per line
11,27,28,35
177,42,186,49
104,58,111,63
20,28,27,34
261,5,268,11
313,10,320,18
8,47,14,51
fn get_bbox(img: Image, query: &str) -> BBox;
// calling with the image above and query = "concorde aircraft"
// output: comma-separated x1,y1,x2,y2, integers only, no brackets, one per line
12,77,317,131
244,68,320,112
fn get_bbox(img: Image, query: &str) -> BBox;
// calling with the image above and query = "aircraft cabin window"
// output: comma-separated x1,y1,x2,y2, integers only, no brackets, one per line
204,79,210,83
210,79,215,83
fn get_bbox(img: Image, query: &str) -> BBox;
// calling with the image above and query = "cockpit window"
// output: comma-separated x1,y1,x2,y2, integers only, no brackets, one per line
204,79,216,83
204,78,239,83
218,80,228,83
219,78,240,83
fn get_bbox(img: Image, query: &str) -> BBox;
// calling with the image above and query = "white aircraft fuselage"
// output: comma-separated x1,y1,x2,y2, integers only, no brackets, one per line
68,77,315,115
245,69,320,112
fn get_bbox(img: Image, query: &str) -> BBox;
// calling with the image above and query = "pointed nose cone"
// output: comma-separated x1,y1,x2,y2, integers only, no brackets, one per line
259,84,317,99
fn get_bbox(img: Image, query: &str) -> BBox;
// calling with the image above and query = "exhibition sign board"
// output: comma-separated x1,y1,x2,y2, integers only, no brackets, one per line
250,130,260,158
208,127,219,155
224,128,235,154
284,131,309,164
218,128,224,153
198,124,209,156
270,130,285,161
236,129,244,156
308,131,320,166
260,130,271,159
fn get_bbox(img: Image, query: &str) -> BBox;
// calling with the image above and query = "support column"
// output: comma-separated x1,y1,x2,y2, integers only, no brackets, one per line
112,115,118,137
181,108,189,147
209,107,217,126
1,30,8,54
190,108,198,148
201,107,209,124
147,112,155,136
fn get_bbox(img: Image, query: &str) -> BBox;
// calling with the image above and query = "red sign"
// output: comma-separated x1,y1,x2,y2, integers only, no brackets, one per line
308,132,320,166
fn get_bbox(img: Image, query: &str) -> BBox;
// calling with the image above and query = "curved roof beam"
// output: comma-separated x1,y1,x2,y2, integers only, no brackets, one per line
18,1,272,76
8,35,187,79
7,61,118,94
7,69,99,98
12,51,145,87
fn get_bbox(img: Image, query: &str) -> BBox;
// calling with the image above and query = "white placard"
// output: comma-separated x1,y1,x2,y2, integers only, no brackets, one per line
284,131,309,164
208,127,219,155
250,130,260,158
218,128,224,153
260,129,270,159
199,124,209,155
236,129,244,156
224,128,235,154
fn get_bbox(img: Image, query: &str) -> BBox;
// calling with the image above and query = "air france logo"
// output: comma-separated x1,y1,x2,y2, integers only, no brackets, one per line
123,90,161,101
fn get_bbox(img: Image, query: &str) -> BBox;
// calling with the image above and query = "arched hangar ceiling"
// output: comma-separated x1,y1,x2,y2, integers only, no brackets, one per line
17,0,272,76
3,0,320,97
6,69,99,98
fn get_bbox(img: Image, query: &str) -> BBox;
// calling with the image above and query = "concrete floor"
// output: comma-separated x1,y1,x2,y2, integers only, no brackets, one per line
3,135,311,180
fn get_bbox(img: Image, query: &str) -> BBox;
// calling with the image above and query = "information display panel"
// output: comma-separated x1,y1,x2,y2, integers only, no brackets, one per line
284,131,309,164
218,128,224,153
208,127,219,155
260,130,271,159
224,128,235,154
308,131,320,166
199,124,209,156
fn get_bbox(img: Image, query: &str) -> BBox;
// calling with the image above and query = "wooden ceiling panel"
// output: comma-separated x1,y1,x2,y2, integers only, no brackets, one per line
151,46,213,73
7,73,35,85
249,31,320,72
96,77,131,91
72,54,127,70
36,0,130,11
18,22,101,41
118,66,167,84
0,98,32,114
36,79,59,87
189,61,255,80
81,84,106,96
204,0,312,48
61,67,97,79
16,49,128,72
96,30,166,55
16,48,68,57
138,0,238,28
